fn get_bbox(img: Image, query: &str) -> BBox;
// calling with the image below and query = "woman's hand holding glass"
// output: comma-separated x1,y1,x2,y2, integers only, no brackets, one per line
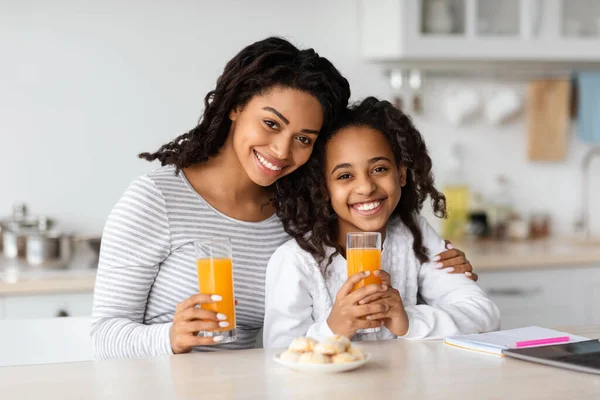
169,294,230,354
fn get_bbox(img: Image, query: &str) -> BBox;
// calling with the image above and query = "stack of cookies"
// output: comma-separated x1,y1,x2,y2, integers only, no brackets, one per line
279,335,366,364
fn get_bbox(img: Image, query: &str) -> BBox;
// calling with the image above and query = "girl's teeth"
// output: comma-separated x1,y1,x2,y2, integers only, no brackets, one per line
356,201,381,211
256,152,283,171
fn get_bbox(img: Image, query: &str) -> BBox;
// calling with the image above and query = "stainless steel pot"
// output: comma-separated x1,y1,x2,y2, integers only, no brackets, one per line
24,217,73,265
25,232,74,265
1,203,43,259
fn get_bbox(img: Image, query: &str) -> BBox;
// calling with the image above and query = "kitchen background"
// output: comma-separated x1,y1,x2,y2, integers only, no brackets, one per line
1,0,599,327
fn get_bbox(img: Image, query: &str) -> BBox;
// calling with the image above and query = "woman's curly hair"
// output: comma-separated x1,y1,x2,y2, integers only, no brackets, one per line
274,97,447,275
139,37,351,171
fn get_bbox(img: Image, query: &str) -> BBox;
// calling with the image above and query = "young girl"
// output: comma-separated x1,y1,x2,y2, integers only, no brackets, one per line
264,97,500,347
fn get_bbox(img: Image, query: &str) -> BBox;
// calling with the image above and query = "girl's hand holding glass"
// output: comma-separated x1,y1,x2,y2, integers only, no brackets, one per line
326,271,389,338
359,270,409,337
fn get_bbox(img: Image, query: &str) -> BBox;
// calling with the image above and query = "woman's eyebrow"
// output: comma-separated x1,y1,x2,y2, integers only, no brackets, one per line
262,106,320,135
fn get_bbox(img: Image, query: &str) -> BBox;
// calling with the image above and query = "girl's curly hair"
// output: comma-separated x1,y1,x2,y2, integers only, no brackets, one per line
139,37,350,171
274,97,447,274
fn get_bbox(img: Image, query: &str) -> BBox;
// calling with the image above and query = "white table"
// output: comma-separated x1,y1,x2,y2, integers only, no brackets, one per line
1,326,599,399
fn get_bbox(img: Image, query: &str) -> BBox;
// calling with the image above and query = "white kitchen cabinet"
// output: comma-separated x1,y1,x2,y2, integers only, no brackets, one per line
360,0,600,62
478,265,600,329
2,292,94,319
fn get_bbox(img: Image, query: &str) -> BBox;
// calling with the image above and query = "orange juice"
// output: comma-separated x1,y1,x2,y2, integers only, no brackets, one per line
196,258,236,331
347,248,382,291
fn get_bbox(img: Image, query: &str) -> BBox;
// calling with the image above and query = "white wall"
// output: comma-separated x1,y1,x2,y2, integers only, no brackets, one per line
1,0,598,237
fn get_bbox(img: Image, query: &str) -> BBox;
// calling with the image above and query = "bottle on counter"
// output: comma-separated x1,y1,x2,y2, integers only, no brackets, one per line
442,144,470,241
487,175,514,240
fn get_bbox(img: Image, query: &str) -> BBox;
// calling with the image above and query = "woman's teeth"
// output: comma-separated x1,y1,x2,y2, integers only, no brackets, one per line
354,201,382,211
255,152,284,171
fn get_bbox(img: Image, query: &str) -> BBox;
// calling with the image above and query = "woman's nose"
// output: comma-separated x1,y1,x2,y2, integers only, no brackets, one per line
269,137,291,160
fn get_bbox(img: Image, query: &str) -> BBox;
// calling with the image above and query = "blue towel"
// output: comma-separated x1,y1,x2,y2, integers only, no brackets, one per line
577,71,600,144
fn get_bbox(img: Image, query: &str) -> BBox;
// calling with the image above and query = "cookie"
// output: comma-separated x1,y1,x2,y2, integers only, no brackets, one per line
331,352,358,364
297,351,332,364
314,339,346,356
279,350,301,362
289,337,318,353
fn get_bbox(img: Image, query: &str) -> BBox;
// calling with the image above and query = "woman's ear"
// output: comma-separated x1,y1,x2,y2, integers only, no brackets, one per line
399,165,408,187
229,106,241,121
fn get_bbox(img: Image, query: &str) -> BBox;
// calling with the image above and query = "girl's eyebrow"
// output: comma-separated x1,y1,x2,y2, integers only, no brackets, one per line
331,157,392,175
368,156,392,164
331,162,352,175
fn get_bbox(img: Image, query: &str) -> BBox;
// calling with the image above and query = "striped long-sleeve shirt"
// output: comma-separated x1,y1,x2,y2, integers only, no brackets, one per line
91,166,290,359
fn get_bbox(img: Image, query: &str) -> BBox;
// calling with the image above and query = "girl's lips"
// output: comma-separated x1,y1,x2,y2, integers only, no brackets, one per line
349,199,386,216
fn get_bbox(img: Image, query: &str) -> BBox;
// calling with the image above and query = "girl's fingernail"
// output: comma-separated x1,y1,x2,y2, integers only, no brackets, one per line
217,313,227,321
465,271,473,277
211,295,222,302
435,262,444,269
366,315,373,320
432,255,441,262
447,243,454,249
213,336,224,342
382,285,388,291
363,271,370,276
219,321,230,328
359,299,366,305
446,267,455,273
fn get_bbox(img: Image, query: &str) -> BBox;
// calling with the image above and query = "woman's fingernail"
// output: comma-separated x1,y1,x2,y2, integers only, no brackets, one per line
435,262,444,269
211,295,222,302
219,321,230,328
359,299,366,305
446,267,455,273
432,255,441,262
447,243,454,249
366,315,373,320
217,313,227,321
465,271,473,277
363,271,370,277
382,285,388,291
213,336,224,342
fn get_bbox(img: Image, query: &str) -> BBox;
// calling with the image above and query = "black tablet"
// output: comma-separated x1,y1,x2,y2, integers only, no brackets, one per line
502,339,600,375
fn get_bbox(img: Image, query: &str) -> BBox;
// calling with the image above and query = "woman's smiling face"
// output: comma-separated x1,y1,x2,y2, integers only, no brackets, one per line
228,86,324,187
324,125,407,238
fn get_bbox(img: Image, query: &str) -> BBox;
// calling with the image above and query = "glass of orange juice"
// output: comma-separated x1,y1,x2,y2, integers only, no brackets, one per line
347,232,382,333
195,238,237,343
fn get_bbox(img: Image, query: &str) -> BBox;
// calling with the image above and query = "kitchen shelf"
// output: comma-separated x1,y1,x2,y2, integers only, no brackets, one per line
360,0,600,67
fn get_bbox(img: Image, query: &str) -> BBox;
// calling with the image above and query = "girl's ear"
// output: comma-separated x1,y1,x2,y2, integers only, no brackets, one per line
399,165,408,187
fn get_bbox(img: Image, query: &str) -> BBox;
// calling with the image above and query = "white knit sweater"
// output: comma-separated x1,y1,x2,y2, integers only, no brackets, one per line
263,216,500,348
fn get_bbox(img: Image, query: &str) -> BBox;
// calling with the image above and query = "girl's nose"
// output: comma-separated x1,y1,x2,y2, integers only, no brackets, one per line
355,175,377,196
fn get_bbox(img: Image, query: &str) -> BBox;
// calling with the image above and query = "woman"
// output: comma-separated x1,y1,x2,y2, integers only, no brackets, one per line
91,37,476,359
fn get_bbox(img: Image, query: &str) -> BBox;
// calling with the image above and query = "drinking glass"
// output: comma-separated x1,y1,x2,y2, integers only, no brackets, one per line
195,238,237,343
347,232,382,334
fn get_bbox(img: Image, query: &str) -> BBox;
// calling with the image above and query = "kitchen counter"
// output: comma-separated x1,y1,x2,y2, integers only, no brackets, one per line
2,237,600,295
0,245,97,295
0,325,598,399
460,238,600,271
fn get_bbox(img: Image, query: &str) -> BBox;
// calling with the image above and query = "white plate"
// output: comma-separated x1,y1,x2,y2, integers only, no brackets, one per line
273,352,371,373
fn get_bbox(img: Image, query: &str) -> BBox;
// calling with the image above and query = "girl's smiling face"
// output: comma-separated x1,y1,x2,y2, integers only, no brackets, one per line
324,125,407,242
